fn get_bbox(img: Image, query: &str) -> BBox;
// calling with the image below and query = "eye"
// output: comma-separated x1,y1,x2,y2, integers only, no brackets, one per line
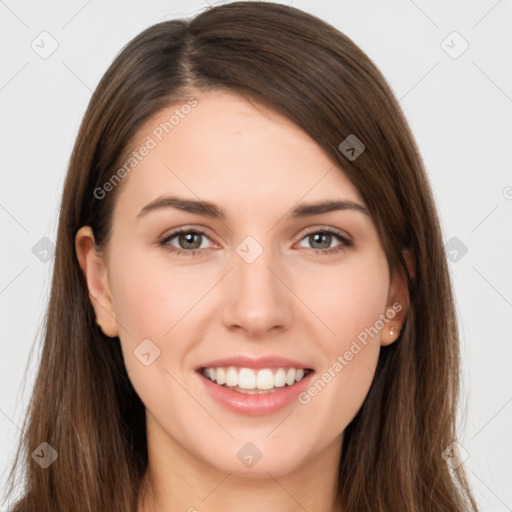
158,227,353,257
296,228,353,255
158,228,215,257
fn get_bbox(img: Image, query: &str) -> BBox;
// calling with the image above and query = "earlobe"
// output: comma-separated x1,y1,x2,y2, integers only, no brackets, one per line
75,226,119,338
381,324,401,346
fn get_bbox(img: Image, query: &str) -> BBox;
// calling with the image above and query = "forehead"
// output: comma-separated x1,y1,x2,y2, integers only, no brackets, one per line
114,89,365,220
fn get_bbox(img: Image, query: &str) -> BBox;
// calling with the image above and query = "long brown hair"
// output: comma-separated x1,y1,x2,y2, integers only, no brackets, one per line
4,2,479,510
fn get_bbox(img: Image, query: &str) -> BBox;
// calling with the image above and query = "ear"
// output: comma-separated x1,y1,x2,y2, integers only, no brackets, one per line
380,247,415,346
75,226,119,338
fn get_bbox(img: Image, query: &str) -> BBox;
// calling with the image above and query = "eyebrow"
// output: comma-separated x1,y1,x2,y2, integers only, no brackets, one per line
137,195,370,220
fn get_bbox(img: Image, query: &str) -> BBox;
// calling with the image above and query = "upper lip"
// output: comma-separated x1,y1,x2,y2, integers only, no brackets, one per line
197,356,314,371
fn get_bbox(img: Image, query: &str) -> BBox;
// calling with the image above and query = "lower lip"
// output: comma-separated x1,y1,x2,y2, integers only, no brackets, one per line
196,370,315,416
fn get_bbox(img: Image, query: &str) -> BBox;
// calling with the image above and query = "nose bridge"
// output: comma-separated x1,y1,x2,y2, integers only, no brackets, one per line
222,234,290,334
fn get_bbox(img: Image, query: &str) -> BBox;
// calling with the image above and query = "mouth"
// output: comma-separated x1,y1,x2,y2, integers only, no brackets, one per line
197,366,315,394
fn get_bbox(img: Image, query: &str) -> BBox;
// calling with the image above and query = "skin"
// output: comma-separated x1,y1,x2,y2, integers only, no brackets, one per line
76,89,412,512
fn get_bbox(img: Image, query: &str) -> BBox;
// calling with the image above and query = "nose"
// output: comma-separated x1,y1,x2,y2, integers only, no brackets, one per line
221,242,292,337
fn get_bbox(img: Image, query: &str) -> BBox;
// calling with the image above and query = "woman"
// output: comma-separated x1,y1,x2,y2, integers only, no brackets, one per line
4,2,479,511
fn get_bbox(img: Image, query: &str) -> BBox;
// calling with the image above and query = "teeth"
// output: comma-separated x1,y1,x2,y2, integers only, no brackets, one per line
215,367,225,385
201,366,310,390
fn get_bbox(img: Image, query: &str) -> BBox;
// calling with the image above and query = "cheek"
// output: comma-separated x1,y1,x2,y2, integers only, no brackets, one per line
293,256,388,430
108,248,208,340
107,249,219,392
106,251,200,414
296,255,389,342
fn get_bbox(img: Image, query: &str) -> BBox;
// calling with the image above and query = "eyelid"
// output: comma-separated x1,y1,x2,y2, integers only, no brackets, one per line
159,225,220,246
159,224,352,243
297,225,353,243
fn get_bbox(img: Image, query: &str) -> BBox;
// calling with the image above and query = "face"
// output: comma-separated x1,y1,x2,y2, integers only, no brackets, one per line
76,89,409,478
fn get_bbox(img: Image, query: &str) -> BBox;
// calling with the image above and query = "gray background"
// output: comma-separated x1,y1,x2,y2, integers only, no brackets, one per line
1,0,511,509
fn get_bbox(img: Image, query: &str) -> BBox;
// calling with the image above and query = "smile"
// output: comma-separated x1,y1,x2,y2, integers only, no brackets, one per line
196,365,316,416
200,366,313,393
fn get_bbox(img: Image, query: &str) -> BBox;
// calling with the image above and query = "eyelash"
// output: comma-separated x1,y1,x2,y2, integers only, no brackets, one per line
158,227,353,257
